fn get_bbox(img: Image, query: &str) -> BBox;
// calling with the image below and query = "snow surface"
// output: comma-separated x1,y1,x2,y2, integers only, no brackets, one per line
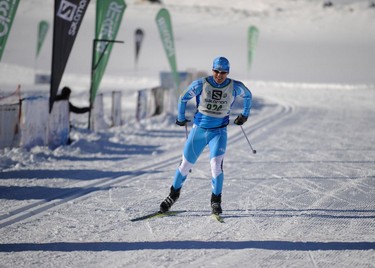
1,0,375,267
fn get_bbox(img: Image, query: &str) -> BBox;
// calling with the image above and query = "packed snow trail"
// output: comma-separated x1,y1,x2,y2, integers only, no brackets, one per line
1,85,374,268
0,90,291,229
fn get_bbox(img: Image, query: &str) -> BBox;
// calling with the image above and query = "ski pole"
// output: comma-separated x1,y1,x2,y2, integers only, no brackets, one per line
240,125,257,154
184,124,189,139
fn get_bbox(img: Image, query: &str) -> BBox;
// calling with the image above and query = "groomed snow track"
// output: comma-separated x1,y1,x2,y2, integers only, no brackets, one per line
0,97,293,229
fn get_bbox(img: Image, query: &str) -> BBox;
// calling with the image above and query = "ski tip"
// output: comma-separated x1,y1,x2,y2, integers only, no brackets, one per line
211,213,224,223
130,210,187,222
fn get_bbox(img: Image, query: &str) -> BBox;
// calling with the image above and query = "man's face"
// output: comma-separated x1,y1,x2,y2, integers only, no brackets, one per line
212,69,228,84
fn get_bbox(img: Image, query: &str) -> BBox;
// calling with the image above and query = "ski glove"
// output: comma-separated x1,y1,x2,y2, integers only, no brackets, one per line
234,114,248,125
176,119,190,126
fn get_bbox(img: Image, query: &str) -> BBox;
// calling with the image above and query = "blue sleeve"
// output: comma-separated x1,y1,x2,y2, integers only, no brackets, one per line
177,100,187,121
233,80,252,117
177,79,204,121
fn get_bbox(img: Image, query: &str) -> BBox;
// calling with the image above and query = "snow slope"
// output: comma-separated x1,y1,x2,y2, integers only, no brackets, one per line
1,0,375,91
1,0,375,267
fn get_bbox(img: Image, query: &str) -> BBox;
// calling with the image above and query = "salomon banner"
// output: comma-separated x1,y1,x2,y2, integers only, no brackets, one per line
0,0,20,61
90,0,126,107
36,20,49,58
50,0,90,112
247,26,259,72
155,8,179,91
134,28,144,68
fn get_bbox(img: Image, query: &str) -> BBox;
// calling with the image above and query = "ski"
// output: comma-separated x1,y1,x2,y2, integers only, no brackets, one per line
211,213,224,223
131,210,224,222
130,210,186,222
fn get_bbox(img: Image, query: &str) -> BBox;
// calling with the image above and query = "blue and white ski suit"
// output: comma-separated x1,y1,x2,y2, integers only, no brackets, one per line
172,76,252,195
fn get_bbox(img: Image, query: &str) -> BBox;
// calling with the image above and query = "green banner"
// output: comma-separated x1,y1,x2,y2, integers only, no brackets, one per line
247,26,259,72
36,20,49,57
0,0,20,61
155,8,179,91
90,0,126,105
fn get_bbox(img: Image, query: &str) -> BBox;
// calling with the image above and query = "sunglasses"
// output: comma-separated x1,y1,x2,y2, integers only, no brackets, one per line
213,69,228,75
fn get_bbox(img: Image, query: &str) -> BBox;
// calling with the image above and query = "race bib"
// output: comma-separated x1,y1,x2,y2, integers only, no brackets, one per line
198,80,234,118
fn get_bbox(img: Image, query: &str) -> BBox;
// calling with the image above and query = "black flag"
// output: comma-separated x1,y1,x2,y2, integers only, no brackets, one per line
134,28,144,68
50,0,90,112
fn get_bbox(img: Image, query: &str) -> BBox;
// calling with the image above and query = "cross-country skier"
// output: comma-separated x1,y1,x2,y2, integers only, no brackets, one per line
159,56,252,215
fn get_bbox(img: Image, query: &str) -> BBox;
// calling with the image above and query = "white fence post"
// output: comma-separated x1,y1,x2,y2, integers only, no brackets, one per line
0,86,21,149
91,93,108,131
111,91,122,126
136,89,148,121
20,97,49,149
0,103,21,149
48,100,70,148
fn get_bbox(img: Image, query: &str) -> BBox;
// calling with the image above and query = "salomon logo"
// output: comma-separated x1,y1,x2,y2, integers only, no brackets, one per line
57,0,77,21
212,90,222,100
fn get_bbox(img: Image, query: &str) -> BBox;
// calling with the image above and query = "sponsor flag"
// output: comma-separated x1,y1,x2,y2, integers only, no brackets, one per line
36,20,49,58
0,0,20,61
247,26,259,72
50,0,91,112
90,0,126,107
134,28,144,68
155,8,179,91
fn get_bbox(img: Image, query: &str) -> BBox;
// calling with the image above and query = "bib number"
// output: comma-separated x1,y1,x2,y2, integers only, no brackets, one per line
207,103,222,111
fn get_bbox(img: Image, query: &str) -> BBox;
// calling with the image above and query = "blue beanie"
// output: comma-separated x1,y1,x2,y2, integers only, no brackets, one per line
212,57,230,72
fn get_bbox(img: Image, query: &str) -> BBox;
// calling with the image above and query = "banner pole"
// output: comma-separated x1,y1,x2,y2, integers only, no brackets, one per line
88,39,124,130
88,39,96,130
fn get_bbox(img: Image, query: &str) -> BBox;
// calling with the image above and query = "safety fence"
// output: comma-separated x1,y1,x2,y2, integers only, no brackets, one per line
0,87,175,150
0,71,204,150
0,87,123,150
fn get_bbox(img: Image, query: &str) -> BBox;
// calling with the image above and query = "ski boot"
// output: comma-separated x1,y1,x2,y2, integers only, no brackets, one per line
211,193,222,215
159,186,181,213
